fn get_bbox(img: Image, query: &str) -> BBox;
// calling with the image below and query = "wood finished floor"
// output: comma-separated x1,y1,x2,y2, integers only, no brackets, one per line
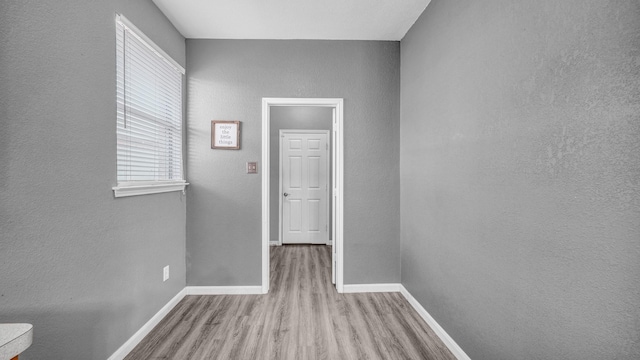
125,245,455,360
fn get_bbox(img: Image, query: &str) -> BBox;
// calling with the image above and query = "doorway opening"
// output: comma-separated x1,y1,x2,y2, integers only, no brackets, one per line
262,98,344,294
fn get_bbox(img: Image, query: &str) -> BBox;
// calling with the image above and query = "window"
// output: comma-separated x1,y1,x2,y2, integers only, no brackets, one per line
113,14,187,197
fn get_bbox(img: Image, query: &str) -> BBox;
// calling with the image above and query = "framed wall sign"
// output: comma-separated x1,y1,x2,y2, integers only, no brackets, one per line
211,120,241,149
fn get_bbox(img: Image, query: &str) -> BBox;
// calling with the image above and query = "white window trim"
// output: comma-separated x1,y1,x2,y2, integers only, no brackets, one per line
113,181,188,198
115,14,185,75
113,14,187,198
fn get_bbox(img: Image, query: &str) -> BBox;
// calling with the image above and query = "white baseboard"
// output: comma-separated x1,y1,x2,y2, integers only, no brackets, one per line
399,285,471,360
109,283,469,360
270,241,333,246
107,288,186,360
108,285,264,359
185,286,263,295
342,283,402,293
271,241,332,246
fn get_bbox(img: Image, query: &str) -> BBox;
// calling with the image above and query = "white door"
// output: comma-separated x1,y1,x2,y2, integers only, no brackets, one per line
280,131,329,244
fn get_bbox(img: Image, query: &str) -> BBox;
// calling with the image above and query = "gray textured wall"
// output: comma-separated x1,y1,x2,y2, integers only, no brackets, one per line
400,0,640,359
270,106,333,242
186,40,400,286
0,1,186,359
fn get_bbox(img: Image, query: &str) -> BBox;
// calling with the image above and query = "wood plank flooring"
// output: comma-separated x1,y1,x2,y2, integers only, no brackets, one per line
125,245,455,360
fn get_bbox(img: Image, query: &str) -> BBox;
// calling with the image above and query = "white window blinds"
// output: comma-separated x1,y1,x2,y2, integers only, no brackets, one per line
115,15,185,190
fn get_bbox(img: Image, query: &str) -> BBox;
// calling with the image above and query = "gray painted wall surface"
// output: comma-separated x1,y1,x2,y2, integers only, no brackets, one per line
0,1,186,359
400,1,640,359
270,106,333,242
186,40,400,286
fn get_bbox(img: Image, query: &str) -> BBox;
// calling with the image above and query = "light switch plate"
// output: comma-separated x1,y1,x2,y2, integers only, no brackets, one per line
163,265,169,282
247,162,258,174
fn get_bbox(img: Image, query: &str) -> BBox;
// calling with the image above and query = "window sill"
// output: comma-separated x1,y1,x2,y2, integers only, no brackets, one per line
113,181,188,198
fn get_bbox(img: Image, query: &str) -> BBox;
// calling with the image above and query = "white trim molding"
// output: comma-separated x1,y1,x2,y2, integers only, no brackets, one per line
115,14,185,74
341,283,470,360
400,285,471,360
185,286,263,295
109,283,469,360
107,288,186,360
262,98,344,294
342,283,402,293
108,286,264,359
113,181,188,198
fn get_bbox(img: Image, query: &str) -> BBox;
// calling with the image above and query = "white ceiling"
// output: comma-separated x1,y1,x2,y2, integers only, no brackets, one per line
152,0,431,41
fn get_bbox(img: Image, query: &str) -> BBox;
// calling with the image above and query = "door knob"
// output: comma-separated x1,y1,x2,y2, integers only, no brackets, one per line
283,192,289,197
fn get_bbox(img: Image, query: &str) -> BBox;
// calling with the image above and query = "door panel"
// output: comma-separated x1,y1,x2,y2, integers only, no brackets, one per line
282,132,329,244
308,199,320,231
308,157,320,188
289,157,302,188
289,199,302,231
308,139,320,150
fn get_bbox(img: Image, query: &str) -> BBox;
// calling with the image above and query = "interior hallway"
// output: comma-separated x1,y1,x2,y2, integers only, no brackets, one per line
125,245,454,359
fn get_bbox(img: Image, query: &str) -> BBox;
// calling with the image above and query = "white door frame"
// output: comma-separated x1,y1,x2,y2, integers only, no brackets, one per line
262,98,344,294
279,129,330,246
